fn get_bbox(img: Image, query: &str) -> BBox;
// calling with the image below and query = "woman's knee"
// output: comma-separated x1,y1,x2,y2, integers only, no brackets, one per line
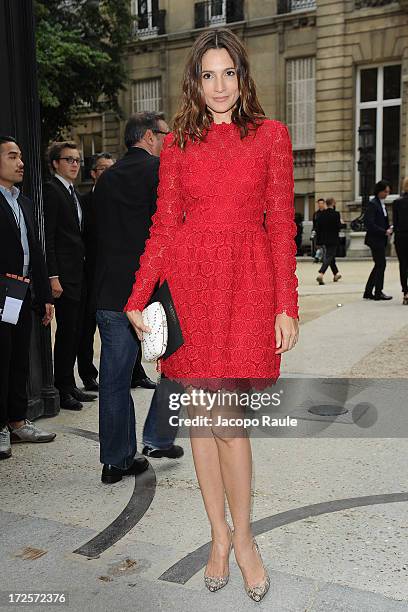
211,425,247,445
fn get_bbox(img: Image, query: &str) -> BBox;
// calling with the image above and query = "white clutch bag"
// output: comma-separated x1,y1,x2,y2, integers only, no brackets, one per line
141,301,168,361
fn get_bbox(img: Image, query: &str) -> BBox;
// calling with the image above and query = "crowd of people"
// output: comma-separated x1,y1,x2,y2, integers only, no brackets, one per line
0,122,184,472
310,183,408,303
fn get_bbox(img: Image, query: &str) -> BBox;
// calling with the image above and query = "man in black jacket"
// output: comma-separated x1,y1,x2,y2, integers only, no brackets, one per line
363,180,393,301
315,198,342,285
77,152,114,391
79,152,156,392
44,141,97,410
94,112,183,484
311,198,326,261
0,136,56,460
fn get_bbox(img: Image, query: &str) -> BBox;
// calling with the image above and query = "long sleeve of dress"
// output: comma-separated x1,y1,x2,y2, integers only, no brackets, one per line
265,122,299,319
124,134,184,312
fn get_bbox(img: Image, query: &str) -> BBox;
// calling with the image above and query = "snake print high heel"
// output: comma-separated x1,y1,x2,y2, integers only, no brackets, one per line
204,524,233,592
240,539,270,603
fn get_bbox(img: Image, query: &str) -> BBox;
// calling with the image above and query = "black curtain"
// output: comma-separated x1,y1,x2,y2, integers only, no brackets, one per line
0,0,59,418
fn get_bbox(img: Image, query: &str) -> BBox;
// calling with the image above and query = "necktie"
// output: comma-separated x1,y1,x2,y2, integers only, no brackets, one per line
69,185,82,230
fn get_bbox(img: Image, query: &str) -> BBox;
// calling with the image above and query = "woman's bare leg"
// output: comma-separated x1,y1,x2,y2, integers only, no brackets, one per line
187,397,231,577
211,397,267,586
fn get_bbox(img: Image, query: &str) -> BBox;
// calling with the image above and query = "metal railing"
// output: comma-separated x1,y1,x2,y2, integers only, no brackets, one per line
132,9,166,38
277,0,316,14
354,0,394,7
293,149,315,168
194,0,244,29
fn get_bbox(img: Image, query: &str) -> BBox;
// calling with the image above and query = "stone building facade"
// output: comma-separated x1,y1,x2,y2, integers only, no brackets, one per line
71,0,407,228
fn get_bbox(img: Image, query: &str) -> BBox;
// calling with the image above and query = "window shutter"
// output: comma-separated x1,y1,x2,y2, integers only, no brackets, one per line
195,2,206,28
151,0,159,27
132,78,162,114
226,0,243,22
286,57,315,149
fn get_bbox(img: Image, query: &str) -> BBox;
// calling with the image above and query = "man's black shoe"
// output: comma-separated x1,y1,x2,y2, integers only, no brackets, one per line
101,457,150,484
131,377,157,390
82,377,99,392
363,292,375,300
142,444,184,459
60,393,82,411
374,293,393,301
71,387,97,402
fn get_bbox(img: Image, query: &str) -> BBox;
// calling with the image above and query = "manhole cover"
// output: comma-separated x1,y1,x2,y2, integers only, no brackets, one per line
308,405,348,417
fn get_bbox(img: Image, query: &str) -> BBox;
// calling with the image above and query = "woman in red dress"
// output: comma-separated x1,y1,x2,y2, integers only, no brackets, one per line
125,29,299,602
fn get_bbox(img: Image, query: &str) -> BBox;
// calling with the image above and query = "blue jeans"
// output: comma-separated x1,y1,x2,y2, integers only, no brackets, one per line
96,310,179,469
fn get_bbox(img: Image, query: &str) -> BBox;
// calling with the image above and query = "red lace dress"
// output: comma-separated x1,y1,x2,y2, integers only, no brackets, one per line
124,119,299,391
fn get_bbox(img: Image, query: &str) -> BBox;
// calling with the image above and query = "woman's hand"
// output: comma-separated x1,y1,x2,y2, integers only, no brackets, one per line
275,312,299,354
126,309,151,341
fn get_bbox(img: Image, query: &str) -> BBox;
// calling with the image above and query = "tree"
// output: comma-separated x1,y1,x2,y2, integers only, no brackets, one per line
35,0,131,148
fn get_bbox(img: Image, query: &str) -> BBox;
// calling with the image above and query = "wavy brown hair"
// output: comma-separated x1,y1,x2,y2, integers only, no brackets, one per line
172,28,266,150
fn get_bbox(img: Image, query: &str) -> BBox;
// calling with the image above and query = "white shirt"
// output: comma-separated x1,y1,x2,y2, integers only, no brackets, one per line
379,198,387,217
54,174,83,226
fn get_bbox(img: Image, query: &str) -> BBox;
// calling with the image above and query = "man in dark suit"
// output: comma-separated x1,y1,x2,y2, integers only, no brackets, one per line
311,198,326,262
77,152,114,391
43,141,97,410
94,112,183,484
315,198,342,285
79,152,156,392
0,135,56,460
363,180,393,301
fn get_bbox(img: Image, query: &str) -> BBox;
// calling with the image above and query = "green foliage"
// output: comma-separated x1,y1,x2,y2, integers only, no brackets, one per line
35,0,131,145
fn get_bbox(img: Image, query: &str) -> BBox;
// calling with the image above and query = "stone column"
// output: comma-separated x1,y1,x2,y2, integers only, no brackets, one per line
314,0,352,216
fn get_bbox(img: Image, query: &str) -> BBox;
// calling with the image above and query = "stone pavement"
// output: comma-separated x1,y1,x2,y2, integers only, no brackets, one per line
1,260,407,612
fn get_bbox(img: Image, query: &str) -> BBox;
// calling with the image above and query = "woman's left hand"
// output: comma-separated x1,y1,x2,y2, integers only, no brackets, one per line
275,312,299,354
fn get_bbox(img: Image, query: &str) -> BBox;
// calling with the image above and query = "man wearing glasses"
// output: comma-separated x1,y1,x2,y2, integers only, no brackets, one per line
43,141,97,410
